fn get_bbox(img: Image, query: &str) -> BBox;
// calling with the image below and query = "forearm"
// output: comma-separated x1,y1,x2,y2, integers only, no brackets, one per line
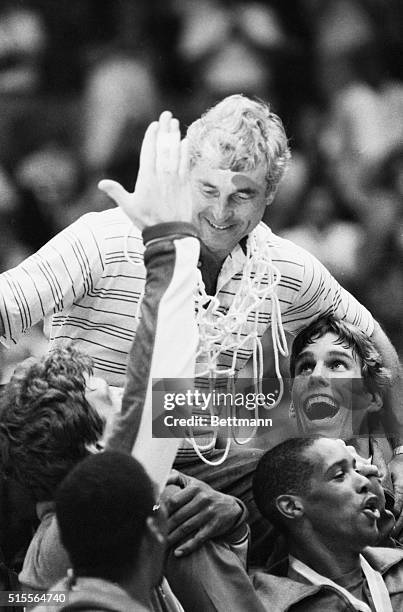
106,223,200,490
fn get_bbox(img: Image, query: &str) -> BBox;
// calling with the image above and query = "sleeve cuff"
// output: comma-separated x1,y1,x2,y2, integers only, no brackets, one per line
142,222,200,245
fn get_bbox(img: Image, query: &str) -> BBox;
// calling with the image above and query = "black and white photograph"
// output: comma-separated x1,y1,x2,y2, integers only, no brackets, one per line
0,1,402,610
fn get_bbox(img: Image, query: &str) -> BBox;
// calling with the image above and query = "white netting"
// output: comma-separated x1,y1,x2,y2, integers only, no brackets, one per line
187,231,289,465
125,226,289,466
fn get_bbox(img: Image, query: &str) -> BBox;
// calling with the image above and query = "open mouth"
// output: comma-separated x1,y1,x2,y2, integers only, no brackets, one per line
361,495,381,522
205,218,233,231
303,395,339,421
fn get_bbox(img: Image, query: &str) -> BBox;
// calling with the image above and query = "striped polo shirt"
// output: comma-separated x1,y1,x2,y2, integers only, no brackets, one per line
0,207,373,387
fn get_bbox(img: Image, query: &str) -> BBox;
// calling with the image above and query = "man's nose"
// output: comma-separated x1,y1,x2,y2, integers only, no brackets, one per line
307,363,329,388
211,196,231,222
354,470,370,494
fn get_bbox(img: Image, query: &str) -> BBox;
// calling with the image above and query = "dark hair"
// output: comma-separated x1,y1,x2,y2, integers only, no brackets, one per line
253,438,318,531
290,317,391,397
56,451,156,581
0,345,105,501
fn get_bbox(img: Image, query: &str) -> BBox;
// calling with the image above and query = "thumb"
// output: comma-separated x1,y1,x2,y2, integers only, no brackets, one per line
166,469,189,488
98,180,132,210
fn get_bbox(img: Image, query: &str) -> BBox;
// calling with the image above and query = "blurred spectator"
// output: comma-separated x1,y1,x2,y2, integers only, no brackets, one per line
303,0,403,217
171,0,290,119
81,51,160,185
281,181,364,290
263,151,310,232
358,147,403,353
0,1,47,167
14,145,83,250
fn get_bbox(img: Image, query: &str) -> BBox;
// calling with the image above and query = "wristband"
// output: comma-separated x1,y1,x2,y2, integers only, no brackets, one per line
393,445,403,456
143,222,199,245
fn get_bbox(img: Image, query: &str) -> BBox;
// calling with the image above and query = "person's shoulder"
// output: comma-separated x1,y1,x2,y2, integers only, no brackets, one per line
254,223,316,266
363,546,403,572
77,208,139,231
251,569,320,612
68,208,142,248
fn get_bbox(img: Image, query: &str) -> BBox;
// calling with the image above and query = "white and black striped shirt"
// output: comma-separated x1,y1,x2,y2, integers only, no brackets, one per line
0,208,373,386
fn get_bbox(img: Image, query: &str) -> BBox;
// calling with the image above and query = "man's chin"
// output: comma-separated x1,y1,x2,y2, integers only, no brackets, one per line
297,418,342,438
296,410,354,439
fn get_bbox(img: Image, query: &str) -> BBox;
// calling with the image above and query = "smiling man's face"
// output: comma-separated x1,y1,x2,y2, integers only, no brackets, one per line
190,160,268,261
291,332,375,439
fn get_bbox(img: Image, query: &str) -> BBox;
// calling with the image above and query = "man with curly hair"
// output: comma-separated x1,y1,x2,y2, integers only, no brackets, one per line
0,345,105,590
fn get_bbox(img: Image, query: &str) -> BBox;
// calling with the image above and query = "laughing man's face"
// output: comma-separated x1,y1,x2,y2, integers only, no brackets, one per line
291,332,374,439
190,160,268,261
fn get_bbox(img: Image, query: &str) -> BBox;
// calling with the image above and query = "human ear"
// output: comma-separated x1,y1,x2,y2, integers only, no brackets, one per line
276,495,304,521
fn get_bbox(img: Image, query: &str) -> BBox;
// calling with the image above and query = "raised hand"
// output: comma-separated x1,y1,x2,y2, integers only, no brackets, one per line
98,111,191,229
162,470,246,557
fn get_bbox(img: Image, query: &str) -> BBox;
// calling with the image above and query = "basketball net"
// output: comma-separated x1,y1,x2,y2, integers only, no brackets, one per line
189,230,289,465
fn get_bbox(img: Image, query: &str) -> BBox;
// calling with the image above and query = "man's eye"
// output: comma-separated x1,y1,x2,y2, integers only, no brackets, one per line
334,471,345,480
330,360,348,371
234,192,252,202
201,187,217,197
296,362,314,375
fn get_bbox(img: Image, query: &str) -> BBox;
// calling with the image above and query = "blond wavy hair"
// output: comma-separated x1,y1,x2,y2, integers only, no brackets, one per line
187,94,291,200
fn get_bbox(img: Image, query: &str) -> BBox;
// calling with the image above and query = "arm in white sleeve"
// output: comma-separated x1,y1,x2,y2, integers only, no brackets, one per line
106,222,200,493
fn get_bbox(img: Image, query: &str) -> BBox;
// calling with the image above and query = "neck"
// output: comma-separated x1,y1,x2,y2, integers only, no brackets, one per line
120,565,155,608
200,244,227,295
288,532,361,579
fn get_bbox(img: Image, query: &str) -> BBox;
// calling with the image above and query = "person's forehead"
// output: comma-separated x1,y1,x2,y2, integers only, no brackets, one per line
298,332,357,361
190,159,267,189
305,438,351,475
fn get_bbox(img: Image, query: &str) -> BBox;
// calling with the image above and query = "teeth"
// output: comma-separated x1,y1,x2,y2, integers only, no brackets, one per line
306,395,336,408
206,219,231,230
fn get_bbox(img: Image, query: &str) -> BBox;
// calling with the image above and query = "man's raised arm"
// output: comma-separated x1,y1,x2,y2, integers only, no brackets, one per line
100,111,197,491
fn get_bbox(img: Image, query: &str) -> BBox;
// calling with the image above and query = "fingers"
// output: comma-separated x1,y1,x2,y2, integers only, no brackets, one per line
98,179,132,212
139,121,159,174
172,523,215,557
378,509,395,543
358,464,380,479
393,485,403,521
156,111,182,176
393,508,403,539
165,469,188,488
179,138,189,180
165,486,201,517
168,506,210,549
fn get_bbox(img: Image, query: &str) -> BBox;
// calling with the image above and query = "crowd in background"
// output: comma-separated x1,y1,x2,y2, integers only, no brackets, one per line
0,0,402,379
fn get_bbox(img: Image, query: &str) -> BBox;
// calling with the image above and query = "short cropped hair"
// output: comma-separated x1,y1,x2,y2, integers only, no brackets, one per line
56,451,156,581
253,438,318,531
0,345,105,501
290,317,392,397
187,94,290,198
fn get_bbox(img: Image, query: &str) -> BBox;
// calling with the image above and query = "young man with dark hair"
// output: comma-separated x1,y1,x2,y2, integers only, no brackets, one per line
252,437,403,611
32,451,167,612
289,316,396,516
